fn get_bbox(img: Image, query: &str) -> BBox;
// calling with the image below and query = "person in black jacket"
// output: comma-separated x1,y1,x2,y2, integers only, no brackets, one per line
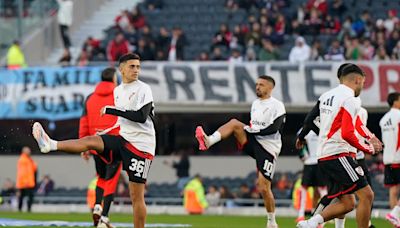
163,150,190,191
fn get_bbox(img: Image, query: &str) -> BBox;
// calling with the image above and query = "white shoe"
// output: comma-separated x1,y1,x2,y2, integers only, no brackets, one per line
267,224,279,228
32,122,52,153
97,216,115,228
92,204,102,226
297,220,318,228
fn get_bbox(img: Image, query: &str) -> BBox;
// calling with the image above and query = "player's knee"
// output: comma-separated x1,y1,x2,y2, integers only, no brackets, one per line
343,198,356,212
364,188,374,203
258,184,272,198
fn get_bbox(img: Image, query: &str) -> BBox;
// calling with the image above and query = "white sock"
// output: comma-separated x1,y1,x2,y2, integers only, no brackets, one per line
391,205,400,218
207,131,221,147
335,218,345,228
298,187,306,217
50,139,58,151
310,214,324,225
267,212,277,225
100,215,109,223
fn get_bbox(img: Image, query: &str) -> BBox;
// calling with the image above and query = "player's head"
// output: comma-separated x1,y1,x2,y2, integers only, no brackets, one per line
387,92,400,108
337,63,365,97
256,75,275,99
21,146,31,155
101,67,117,84
118,53,141,83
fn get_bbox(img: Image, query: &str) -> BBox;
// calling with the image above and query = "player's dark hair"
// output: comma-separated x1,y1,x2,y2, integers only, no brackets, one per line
258,75,275,87
118,53,140,66
387,92,400,107
337,63,364,78
101,67,116,82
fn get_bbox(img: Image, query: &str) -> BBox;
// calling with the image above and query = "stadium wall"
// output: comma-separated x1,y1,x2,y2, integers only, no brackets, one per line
0,155,302,188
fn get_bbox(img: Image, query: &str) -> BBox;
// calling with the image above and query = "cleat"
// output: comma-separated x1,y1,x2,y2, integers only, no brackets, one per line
267,224,279,228
92,204,102,226
386,213,400,227
195,126,209,151
97,216,115,228
297,220,318,228
32,122,51,153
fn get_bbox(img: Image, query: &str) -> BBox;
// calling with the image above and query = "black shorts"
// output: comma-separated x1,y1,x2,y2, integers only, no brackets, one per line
318,155,368,199
242,132,276,181
384,164,400,186
93,155,121,180
301,164,326,187
100,135,153,184
356,158,371,186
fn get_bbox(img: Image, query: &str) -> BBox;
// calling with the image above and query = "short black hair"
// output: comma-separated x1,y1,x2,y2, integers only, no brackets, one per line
101,67,116,82
387,92,400,107
337,63,364,78
118,53,140,66
258,75,275,87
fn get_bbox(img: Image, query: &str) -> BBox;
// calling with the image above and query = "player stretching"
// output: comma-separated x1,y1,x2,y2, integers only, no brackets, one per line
296,63,381,228
32,53,155,228
195,75,285,228
379,92,400,227
79,67,121,228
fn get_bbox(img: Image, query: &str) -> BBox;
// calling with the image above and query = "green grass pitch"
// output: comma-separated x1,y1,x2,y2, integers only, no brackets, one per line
0,211,393,227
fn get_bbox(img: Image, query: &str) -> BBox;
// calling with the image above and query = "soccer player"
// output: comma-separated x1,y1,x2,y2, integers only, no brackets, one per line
379,92,400,227
32,53,155,228
195,75,286,228
296,63,382,228
296,130,327,223
79,67,121,227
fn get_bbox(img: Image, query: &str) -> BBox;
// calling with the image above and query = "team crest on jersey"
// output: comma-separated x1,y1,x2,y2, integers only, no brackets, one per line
129,92,136,100
355,166,364,176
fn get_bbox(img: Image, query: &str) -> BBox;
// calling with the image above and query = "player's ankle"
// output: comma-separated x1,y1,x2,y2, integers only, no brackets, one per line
49,139,58,151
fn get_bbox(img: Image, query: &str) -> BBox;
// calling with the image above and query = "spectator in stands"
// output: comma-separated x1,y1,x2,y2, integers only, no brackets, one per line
131,6,146,30
36,175,54,196
288,19,305,36
338,16,356,41
289,36,310,63
82,36,102,58
321,15,341,35
136,38,154,61
231,25,246,49
123,24,138,46
16,146,37,212
330,0,346,20
236,183,252,199
324,39,345,61
245,41,257,61
345,37,361,60
206,185,221,207
77,49,89,66
116,177,129,198
384,9,399,34
274,14,286,37
228,48,244,63
219,185,235,207
211,47,225,61
6,40,27,70
275,173,292,197
168,27,187,61
115,10,132,31
145,0,163,11
245,22,262,47
304,8,322,36
258,39,280,61
374,46,390,60
106,32,130,62
391,40,400,60
225,0,239,12
1,178,16,205
57,0,73,49
58,48,71,67
361,39,375,60
212,24,232,50
156,27,170,60
139,25,155,47
306,0,328,16
197,51,210,61
387,30,400,56
310,40,323,61
163,150,190,191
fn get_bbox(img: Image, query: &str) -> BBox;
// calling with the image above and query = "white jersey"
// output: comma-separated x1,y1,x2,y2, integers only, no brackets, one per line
317,84,371,159
304,131,319,165
250,96,286,158
355,106,368,160
379,108,400,164
114,80,156,155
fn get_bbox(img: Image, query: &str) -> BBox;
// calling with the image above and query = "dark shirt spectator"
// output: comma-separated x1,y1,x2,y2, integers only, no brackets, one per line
212,24,232,49
136,38,155,61
168,27,188,61
36,175,54,196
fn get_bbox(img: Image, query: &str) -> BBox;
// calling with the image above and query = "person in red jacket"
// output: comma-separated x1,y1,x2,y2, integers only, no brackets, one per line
79,67,121,228
106,33,130,63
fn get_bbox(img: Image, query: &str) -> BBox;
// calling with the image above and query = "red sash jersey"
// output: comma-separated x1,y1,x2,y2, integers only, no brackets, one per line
79,81,119,151
317,84,373,160
380,108,400,165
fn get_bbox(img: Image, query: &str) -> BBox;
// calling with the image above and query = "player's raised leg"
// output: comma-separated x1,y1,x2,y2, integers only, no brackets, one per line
32,122,104,154
195,118,246,150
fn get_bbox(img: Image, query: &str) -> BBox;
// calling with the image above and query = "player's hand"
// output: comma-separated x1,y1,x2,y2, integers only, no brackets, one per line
243,125,260,133
369,135,383,153
100,105,114,116
80,151,90,162
295,138,306,150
